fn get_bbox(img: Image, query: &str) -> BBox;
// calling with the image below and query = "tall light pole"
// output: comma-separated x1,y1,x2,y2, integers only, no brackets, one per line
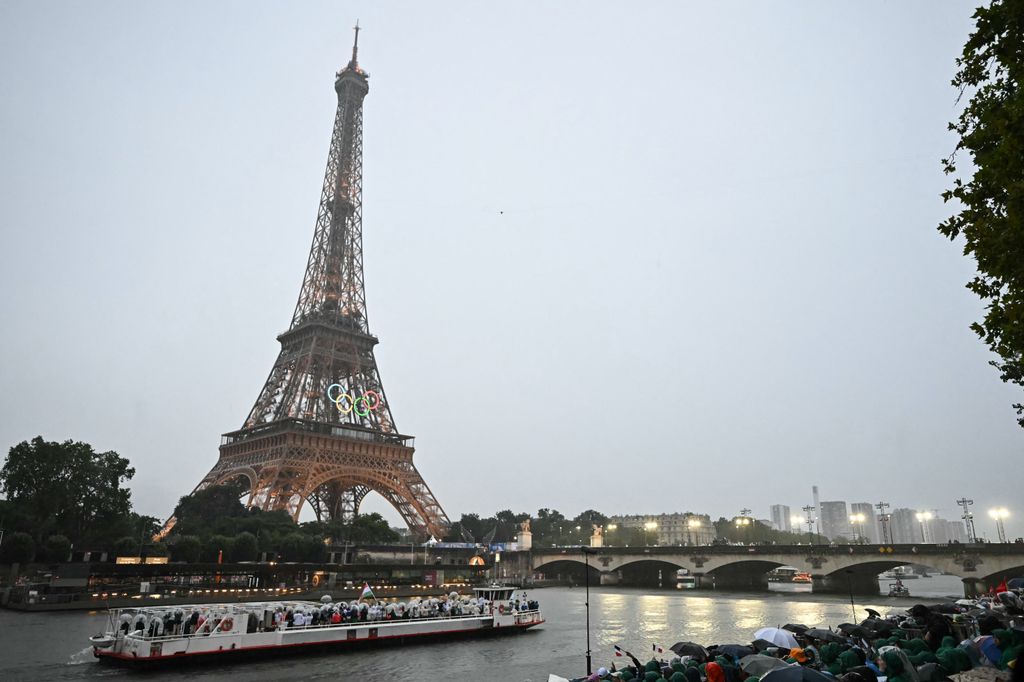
849,513,866,544
581,547,594,676
791,515,810,544
606,524,617,547
687,517,701,546
956,497,977,543
915,511,933,544
988,508,1009,544
735,515,751,544
644,521,658,547
875,501,891,544
802,505,816,544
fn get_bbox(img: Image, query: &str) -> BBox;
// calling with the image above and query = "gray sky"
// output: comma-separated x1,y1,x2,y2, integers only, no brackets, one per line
2,1,1020,540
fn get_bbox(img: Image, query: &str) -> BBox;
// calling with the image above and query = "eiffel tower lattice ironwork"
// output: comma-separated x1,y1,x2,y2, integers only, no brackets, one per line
161,26,450,540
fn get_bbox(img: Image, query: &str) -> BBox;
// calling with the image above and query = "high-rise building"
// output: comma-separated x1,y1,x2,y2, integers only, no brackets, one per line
820,501,851,540
849,502,878,543
947,521,968,543
890,508,922,544
770,504,791,532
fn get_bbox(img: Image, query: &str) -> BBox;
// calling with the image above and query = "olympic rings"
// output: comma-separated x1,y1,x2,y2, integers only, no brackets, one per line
327,385,383,416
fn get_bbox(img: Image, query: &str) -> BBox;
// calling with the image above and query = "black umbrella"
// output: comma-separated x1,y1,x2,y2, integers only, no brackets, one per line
761,666,833,682
804,628,846,643
783,624,810,634
670,641,709,661
714,644,756,659
837,623,872,639
752,639,779,652
739,654,793,676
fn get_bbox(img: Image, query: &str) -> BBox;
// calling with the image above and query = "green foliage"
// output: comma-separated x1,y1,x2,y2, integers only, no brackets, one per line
43,534,71,562
113,537,139,557
233,532,258,562
279,532,306,561
1,531,36,564
171,483,247,538
204,535,233,562
0,437,134,545
172,535,201,563
322,513,400,544
941,0,1024,426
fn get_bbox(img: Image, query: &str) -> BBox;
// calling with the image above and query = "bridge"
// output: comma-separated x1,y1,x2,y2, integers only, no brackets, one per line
512,544,1024,596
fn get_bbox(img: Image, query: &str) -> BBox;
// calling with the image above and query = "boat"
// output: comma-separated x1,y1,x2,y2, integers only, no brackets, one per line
792,572,812,584
888,580,910,598
91,586,543,665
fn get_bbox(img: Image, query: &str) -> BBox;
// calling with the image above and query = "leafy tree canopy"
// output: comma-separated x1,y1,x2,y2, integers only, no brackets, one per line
0,437,134,544
941,0,1024,425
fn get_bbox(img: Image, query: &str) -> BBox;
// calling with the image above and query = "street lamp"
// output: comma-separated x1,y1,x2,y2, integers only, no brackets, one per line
915,511,933,544
606,524,617,546
687,518,701,546
581,547,595,676
989,508,1009,544
849,513,865,544
644,521,658,547
576,525,582,545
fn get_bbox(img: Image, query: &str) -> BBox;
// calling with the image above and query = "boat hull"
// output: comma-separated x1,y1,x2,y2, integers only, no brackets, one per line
94,617,544,666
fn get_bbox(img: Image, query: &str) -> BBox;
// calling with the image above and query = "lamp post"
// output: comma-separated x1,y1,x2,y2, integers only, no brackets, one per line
644,521,658,547
734,515,751,544
606,524,617,547
915,511,933,544
849,513,865,544
802,505,817,544
687,518,701,546
988,508,1009,544
875,501,892,544
576,525,582,545
581,546,595,676
956,497,977,543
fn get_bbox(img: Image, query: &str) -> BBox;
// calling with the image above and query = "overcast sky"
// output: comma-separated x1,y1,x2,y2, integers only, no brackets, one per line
1,1,1020,540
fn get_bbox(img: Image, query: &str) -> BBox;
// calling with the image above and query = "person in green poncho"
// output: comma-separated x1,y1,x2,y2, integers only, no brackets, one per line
820,643,842,675
992,628,1024,670
879,650,912,682
670,672,686,682
837,648,863,674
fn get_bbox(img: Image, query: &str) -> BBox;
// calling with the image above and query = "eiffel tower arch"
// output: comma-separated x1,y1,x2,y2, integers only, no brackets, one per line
161,27,449,540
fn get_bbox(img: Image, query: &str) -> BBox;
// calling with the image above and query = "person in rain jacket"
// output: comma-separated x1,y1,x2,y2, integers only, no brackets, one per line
879,650,912,682
992,629,1023,670
705,661,726,682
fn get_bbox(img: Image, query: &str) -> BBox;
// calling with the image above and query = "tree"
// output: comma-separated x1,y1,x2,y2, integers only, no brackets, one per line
171,482,247,538
114,537,138,557
44,534,71,562
204,534,233,562
941,0,1024,426
279,532,306,561
0,437,134,544
172,535,202,563
0,531,35,564
233,532,258,562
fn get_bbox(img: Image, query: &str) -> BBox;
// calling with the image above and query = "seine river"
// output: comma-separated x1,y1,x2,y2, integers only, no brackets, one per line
0,576,965,681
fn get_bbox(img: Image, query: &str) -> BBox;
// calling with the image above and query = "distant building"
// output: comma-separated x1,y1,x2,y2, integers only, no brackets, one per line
770,504,791,532
947,521,968,543
609,513,716,546
889,508,922,544
820,501,851,540
849,502,878,543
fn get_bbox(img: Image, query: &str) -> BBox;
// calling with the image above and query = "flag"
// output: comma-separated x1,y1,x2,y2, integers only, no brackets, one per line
996,579,1008,593
358,582,376,602
653,644,664,654
614,645,625,657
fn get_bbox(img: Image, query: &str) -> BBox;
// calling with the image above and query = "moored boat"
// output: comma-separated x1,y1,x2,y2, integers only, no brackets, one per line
91,585,543,665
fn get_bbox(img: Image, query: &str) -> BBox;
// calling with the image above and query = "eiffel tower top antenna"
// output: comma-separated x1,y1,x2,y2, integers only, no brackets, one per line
350,20,361,67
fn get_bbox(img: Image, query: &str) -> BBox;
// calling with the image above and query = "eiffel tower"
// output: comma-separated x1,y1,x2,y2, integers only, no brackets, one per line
161,26,449,540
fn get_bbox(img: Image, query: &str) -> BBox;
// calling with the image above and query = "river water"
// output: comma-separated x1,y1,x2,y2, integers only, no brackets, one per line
0,575,966,681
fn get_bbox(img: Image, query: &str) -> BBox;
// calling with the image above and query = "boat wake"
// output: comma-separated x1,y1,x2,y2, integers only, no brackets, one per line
67,647,94,665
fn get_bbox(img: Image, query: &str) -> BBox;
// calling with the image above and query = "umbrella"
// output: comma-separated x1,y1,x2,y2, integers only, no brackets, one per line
740,655,793,677
670,641,709,661
837,623,872,639
714,644,756,659
760,665,834,682
754,627,799,649
804,628,845,643
783,624,810,635
752,639,780,652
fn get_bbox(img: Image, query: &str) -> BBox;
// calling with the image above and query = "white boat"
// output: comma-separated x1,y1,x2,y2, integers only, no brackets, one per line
91,586,543,665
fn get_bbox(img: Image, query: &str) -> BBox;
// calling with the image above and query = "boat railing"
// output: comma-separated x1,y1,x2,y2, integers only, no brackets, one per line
119,610,513,643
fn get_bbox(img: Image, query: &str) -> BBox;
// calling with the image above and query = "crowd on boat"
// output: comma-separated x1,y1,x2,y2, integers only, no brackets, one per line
113,591,541,639
562,590,1023,682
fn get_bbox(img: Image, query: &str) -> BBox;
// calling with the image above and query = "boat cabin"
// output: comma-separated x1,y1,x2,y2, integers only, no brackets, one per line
472,586,516,602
